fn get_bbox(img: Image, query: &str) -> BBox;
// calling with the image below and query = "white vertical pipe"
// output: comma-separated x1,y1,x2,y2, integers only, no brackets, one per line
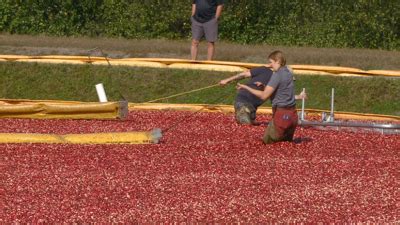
95,83,108,102
301,88,305,120
330,88,335,121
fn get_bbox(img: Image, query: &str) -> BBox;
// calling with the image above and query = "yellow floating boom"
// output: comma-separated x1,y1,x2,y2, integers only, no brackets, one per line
0,99,128,120
1,55,399,77
0,129,162,144
0,99,398,122
129,103,400,122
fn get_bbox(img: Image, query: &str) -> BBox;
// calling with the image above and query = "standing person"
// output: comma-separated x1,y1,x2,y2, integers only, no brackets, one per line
237,51,306,144
219,65,273,125
191,0,224,61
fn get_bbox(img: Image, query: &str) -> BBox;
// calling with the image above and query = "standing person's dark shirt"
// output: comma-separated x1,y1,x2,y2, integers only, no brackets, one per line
192,0,224,23
236,67,273,109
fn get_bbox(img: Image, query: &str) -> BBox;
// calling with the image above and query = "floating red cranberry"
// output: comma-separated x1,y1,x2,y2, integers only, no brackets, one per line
0,111,399,223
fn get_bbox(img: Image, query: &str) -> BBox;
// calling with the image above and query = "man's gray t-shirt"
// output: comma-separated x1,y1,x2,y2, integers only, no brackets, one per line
267,66,296,107
192,0,224,23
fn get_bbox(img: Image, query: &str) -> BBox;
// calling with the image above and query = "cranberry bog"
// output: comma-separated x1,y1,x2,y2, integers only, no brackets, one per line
1,110,399,223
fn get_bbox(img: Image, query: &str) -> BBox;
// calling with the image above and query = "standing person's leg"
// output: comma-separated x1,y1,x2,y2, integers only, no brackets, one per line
203,18,218,61
191,17,204,60
207,42,215,61
191,40,200,60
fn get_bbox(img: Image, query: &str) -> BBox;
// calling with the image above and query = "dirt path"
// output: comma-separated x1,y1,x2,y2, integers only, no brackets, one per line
1,34,399,70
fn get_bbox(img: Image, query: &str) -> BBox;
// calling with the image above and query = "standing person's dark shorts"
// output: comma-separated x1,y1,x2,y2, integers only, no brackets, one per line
191,17,218,42
263,106,298,143
191,0,224,60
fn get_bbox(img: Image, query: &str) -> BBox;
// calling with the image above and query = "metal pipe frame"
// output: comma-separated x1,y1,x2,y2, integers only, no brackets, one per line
298,88,399,134
299,120,400,130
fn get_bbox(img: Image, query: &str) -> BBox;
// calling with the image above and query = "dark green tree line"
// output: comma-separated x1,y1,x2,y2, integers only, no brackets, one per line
1,0,399,50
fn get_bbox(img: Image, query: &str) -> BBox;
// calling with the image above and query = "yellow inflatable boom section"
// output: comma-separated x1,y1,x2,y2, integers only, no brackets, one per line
1,55,399,78
0,99,128,120
0,129,162,144
129,103,400,122
0,99,398,122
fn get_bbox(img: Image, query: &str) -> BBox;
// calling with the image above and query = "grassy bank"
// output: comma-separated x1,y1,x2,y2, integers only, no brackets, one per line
1,62,399,116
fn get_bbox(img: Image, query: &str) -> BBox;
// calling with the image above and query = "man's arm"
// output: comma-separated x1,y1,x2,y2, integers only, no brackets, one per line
236,68,278,100
216,4,223,19
192,4,196,16
219,70,251,85
237,84,275,101
239,84,306,101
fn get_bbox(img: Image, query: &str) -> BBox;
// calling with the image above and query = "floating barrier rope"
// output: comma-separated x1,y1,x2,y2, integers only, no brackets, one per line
141,82,233,134
144,83,220,103
162,88,233,134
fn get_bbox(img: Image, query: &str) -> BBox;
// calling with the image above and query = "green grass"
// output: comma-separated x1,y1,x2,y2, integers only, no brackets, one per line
1,62,399,115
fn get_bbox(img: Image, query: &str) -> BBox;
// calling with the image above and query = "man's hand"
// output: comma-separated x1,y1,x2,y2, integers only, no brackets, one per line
219,79,229,86
254,82,265,88
236,83,247,90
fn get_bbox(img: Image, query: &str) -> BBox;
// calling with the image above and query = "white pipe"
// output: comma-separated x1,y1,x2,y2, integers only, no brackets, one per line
95,83,108,102
330,88,335,121
299,120,400,129
301,88,305,120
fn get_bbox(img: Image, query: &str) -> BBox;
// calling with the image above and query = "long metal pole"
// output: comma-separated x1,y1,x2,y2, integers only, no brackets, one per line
299,120,400,129
330,88,335,121
301,88,305,121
